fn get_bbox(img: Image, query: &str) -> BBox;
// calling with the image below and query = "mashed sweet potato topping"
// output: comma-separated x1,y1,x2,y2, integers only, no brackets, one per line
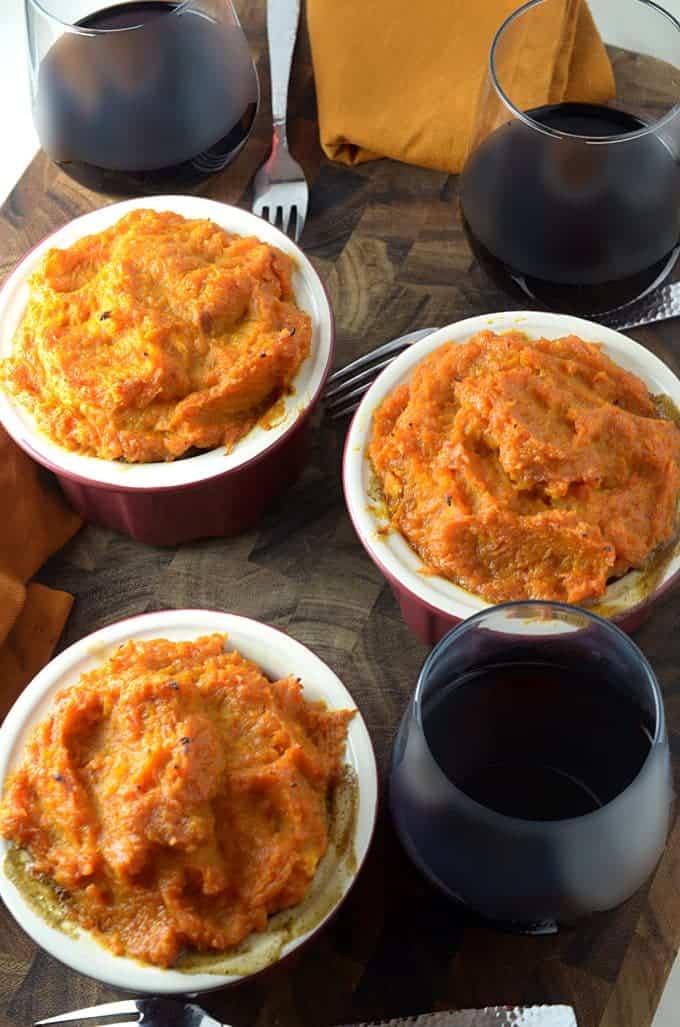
1,210,312,461
369,330,680,603
0,634,353,968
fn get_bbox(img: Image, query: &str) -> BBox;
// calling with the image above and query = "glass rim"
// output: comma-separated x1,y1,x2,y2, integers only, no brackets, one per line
413,599,665,825
25,0,195,33
490,0,680,143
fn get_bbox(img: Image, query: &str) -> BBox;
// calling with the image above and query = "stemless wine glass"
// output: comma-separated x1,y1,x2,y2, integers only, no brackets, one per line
24,0,259,195
390,602,673,927
459,0,680,314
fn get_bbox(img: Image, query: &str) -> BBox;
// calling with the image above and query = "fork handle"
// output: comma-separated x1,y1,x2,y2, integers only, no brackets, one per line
267,0,300,140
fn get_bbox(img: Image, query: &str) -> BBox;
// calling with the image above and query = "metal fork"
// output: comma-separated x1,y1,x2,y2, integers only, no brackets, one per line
323,285,680,418
323,327,439,419
251,0,308,242
35,998,225,1027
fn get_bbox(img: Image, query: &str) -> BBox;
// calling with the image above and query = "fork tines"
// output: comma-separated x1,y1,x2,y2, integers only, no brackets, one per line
251,175,309,243
323,326,439,419
252,192,308,241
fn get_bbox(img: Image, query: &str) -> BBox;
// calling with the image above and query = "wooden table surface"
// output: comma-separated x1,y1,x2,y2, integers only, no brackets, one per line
2,6,680,1027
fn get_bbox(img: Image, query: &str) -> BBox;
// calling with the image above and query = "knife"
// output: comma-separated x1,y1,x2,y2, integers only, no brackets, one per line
340,1008,577,1027
596,279,680,331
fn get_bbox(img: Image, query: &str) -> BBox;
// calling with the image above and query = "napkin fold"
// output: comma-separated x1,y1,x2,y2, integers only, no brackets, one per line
0,427,81,719
307,0,615,174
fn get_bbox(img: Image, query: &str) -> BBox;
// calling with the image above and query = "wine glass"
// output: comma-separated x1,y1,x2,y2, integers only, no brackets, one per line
390,602,673,927
459,0,680,314
24,0,259,195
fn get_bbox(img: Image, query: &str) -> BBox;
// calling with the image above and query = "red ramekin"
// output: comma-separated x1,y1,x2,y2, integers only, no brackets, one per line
0,197,335,546
342,311,680,645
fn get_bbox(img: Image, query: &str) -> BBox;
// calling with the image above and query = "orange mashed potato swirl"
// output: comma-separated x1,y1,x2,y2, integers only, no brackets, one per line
0,634,353,968
369,330,680,604
1,210,312,461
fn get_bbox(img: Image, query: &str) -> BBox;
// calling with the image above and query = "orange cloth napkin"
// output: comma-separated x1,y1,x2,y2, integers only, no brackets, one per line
307,0,615,174
0,427,81,720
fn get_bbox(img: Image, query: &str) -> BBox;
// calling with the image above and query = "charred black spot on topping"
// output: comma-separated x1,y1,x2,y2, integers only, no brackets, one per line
168,681,179,690
260,353,267,358
289,327,296,336
446,496,452,506
53,773,63,782
99,311,111,321
180,737,192,745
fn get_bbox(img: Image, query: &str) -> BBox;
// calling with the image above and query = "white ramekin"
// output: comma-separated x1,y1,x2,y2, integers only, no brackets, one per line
0,610,378,993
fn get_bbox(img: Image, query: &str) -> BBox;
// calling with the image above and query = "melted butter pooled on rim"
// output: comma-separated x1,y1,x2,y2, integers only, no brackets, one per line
5,847,78,938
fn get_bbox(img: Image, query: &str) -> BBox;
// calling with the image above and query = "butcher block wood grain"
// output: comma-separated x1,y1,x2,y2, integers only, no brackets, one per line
1,9,680,1027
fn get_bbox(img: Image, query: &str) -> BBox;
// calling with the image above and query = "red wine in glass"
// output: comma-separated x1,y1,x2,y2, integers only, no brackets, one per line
32,1,259,195
460,102,680,314
423,661,653,821
389,602,671,926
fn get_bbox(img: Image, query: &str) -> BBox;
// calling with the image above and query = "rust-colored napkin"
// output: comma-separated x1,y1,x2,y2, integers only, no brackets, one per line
307,0,615,173
0,427,81,720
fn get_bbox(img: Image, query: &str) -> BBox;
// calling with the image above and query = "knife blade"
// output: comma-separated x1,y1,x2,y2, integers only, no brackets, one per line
595,279,680,332
340,1007,577,1027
